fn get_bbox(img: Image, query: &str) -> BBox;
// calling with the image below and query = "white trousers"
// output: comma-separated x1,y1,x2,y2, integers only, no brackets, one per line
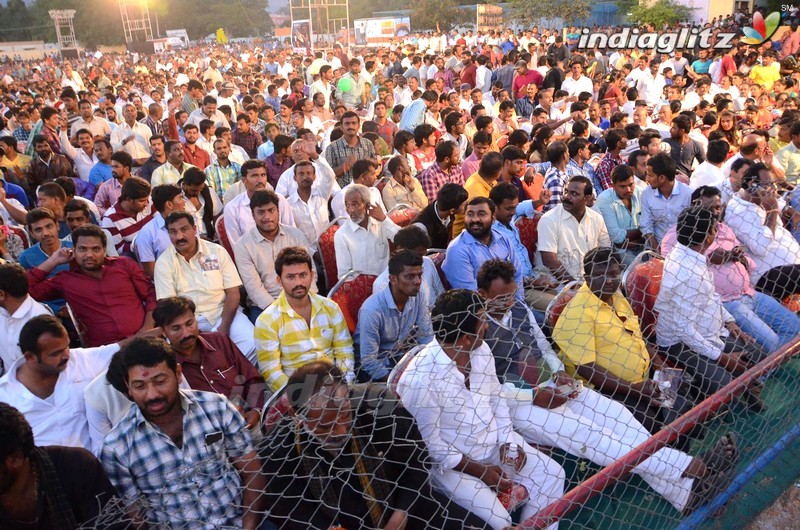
508,387,694,513
197,309,257,366
431,432,564,530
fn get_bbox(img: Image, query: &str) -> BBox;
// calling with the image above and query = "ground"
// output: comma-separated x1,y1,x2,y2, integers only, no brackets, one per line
746,480,800,530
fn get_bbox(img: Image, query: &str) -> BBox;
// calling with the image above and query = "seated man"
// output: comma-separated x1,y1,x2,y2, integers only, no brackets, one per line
18,208,73,313
331,158,387,223
479,258,737,516
355,249,434,381
135,184,185,279
537,175,611,283
372,225,445,310
233,190,315,321
412,182,468,250
154,211,256,364
397,289,565,530
260,361,493,530
554,248,694,435
594,164,644,267
28,225,157,347
0,263,51,376
641,153,692,248
153,296,265,429
443,196,525,302
490,182,559,313
255,247,354,392
334,184,400,278
100,336,265,529
0,315,120,449
0,403,118,528
656,206,767,403
63,199,117,257
725,162,800,300
100,176,155,257
223,159,293,245
662,186,800,354
286,160,331,251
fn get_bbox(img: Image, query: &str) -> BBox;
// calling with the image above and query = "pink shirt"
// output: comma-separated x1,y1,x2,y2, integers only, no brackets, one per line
462,152,481,181
661,222,756,303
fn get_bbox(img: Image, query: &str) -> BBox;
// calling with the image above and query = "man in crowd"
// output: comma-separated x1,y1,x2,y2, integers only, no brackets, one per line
101,176,154,256
0,263,51,375
135,184,186,279
224,159,293,244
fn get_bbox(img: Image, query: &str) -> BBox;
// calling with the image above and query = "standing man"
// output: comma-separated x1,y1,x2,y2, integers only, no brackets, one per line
324,111,377,188
110,104,152,165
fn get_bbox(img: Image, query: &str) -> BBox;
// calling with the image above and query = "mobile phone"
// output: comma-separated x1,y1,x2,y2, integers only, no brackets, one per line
0,226,9,236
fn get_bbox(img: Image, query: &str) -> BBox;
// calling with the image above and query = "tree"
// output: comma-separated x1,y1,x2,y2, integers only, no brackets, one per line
410,0,469,32
505,0,591,28
627,0,696,28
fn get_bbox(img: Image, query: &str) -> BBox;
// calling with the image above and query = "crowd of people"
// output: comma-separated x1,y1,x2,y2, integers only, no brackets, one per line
2,8,800,529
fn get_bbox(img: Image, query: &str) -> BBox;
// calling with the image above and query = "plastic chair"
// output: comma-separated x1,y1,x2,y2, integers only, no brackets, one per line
328,272,378,334
387,204,420,228
544,281,582,330
316,217,348,291
65,302,87,347
622,250,664,342
515,215,541,266
426,248,450,290
260,383,291,437
8,225,29,249
216,216,235,263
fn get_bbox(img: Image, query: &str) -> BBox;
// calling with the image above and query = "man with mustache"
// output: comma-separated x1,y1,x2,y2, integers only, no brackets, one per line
27,224,156,347
155,211,257,365
255,246,354,392
0,315,134,449
154,296,264,429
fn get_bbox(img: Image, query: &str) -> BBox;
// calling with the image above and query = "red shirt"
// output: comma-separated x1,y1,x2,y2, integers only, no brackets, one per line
512,70,544,100
720,55,737,78
28,257,157,346
176,333,266,410
182,144,210,170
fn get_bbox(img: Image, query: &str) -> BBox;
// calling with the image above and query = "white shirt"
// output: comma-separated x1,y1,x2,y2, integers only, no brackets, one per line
333,216,400,278
59,130,99,182
0,296,51,376
636,73,666,107
690,161,725,189
536,205,611,280
654,243,732,360
331,184,386,223
0,344,119,449
222,190,294,245
309,80,333,110
561,75,594,97
185,108,229,130
396,341,515,471
110,121,153,159
725,194,800,283
275,158,339,200
288,191,329,250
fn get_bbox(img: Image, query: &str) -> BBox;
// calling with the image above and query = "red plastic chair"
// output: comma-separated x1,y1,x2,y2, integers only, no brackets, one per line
426,248,450,290
388,204,419,228
8,225,30,249
328,272,378,334
623,251,664,342
545,281,581,330
317,221,342,291
260,384,291,437
216,216,235,263
515,215,540,265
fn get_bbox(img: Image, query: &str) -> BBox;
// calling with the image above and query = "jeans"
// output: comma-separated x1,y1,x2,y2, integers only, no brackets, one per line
723,293,800,353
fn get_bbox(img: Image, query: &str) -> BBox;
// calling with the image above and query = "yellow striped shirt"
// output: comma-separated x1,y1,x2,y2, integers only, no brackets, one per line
255,291,354,391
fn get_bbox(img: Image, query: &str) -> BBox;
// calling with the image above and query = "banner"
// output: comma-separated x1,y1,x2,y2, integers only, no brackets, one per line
476,4,504,33
291,19,312,54
353,17,411,46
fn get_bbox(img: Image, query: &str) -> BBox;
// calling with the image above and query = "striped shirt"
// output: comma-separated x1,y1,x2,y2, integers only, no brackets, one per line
418,161,465,202
100,200,154,256
205,160,241,199
324,136,376,188
255,291,354,392
544,165,569,212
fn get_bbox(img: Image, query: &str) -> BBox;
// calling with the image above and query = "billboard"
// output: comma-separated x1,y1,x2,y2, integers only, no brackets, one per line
291,19,313,54
477,4,504,33
353,17,411,46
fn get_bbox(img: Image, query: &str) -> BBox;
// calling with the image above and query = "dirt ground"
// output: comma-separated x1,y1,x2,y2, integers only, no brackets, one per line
745,483,800,530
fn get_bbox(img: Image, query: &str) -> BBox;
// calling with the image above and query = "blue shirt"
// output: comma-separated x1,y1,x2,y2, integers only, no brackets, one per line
133,212,171,263
594,187,642,245
398,98,428,133
640,181,692,243
88,162,113,188
19,239,73,312
256,140,274,160
1,179,28,208
691,59,711,74
354,285,434,380
443,227,525,301
493,209,536,277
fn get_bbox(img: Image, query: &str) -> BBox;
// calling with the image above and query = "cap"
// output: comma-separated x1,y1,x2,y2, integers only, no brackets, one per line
515,60,527,69
221,81,236,91
460,83,471,91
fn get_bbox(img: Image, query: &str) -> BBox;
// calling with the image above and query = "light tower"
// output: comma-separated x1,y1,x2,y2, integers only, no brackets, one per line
118,0,154,43
48,10,78,51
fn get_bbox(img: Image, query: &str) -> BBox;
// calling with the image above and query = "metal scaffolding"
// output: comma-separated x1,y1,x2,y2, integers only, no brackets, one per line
49,10,78,50
290,0,350,51
118,0,154,43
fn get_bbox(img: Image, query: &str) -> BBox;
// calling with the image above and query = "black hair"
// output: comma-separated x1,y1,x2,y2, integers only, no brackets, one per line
478,152,503,178
476,258,516,291
691,185,721,203
706,139,730,165
0,403,34,460
393,225,431,250
120,336,179,383
583,247,621,276
250,189,281,212
0,262,28,298
152,296,197,328
677,205,716,246
435,140,458,163
431,289,484,345
111,151,133,169
546,141,568,164
164,211,195,229
18,315,67,356
646,153,676,181
151,184,182,213
285,360,343,412
611,164,635,184
72,224,107,248
489,182,520,206
388,248,424,276
180,168,215,239
120,177,151,201
275,246,313,276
